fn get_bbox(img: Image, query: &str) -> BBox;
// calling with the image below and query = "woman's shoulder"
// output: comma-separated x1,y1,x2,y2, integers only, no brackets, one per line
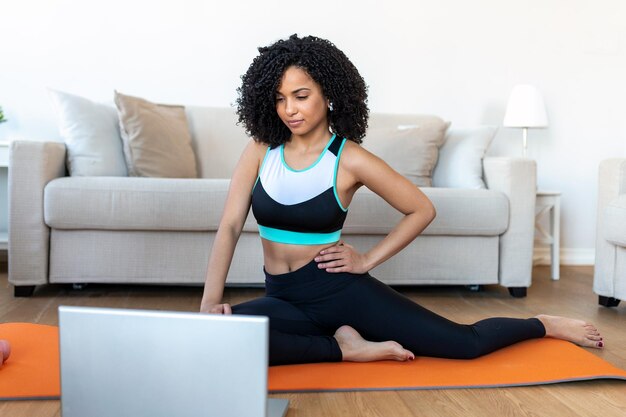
340,138,377,165
244,138,271,156
339,137,394,181
235,139,271,171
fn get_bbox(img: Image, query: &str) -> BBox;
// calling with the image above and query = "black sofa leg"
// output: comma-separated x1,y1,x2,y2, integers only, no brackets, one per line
598,296,621,307
508,287,527,298
14,285,36,297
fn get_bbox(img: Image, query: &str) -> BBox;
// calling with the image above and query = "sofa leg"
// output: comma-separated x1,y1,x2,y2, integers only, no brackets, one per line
14,285,36,297
598,296,621,307
508,287,527,298
466,285,482,292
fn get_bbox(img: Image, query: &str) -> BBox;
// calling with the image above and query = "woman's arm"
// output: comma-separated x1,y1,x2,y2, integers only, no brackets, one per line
315,142,436,274
200,140,266,313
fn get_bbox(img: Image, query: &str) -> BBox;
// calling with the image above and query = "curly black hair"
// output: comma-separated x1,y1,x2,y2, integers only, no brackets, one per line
236,34,369,147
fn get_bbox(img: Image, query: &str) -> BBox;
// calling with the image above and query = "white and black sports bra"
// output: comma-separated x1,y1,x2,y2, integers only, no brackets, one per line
251,134,349,245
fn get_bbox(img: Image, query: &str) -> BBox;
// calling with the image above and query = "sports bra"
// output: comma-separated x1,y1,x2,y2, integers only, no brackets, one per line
251,133,349,245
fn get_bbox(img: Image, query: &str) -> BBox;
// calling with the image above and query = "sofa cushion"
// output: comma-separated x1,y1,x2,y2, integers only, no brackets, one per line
184,110,452,181
44,178,508,236
44,177,229,231
603,195,626,247
343,188,508,236
114,91,198,178
185,106,249,179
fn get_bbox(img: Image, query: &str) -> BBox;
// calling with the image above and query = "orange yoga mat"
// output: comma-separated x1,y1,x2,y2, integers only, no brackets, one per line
1,323,625,400
0,323,60,400
269,338,626,392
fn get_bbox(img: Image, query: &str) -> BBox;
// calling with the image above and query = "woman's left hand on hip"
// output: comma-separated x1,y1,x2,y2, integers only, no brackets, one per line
314,241,369,274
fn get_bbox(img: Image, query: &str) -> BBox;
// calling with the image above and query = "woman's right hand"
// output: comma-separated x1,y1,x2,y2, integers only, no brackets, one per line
200,303,233,315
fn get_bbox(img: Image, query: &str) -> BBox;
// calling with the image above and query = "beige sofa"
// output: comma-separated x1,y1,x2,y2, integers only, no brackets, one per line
8,107,537,297
594,159,626,307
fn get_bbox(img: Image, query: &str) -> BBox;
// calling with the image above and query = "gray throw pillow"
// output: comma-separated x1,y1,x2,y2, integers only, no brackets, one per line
432,126,498,189
48,89,127,176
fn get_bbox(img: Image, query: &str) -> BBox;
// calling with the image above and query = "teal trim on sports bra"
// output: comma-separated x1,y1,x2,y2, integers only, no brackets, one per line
253,146,272,193
332,138,348,212
258,225,341,245
280,133,337,173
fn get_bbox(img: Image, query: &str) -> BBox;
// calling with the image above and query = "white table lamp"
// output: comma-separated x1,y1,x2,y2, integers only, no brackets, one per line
503,84,548,157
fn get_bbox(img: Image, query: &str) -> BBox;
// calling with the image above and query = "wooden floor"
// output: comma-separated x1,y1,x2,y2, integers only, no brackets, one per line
1,264,625,417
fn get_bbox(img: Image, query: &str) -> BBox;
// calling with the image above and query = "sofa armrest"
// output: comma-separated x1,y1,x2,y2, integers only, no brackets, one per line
483,157,537,288
9,140,67,287
596,159,626,213
593,158,626,297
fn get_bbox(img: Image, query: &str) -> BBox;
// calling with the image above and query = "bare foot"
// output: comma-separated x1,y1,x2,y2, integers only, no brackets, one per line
536,315,604,348
334,325,415,362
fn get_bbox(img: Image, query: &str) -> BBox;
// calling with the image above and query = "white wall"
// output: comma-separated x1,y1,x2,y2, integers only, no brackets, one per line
1,0,625,263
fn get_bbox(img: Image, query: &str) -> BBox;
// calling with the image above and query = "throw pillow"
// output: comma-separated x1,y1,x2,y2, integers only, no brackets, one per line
363,120,449,187
114,91,198,178
432,126,498,189
48,89,128,176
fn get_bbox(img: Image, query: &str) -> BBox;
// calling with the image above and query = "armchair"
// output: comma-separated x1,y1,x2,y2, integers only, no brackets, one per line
594,158,626,307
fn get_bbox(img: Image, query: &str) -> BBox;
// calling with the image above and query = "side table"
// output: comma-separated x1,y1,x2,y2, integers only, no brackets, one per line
535,191,561,280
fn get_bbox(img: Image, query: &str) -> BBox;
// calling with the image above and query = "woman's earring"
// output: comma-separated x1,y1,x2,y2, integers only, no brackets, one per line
328,102,334,112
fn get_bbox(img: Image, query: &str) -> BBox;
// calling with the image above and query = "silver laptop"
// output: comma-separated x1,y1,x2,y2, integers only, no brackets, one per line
58,306,289,417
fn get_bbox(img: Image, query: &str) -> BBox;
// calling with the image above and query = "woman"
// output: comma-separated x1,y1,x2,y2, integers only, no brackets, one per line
200,34,603,366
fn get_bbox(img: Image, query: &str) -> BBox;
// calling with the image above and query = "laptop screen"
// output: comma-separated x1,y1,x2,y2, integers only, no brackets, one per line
59,306,273,417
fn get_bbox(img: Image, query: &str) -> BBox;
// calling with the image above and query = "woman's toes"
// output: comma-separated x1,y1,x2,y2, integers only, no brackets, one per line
386,342,412,361
582,337,604,349
399,349,415,361
386,342,413,361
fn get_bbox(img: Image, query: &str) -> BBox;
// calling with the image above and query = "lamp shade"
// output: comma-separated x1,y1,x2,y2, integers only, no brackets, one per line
503,84,548,128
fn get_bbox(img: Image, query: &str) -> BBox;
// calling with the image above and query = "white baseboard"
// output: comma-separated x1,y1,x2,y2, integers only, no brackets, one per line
533,247,595,266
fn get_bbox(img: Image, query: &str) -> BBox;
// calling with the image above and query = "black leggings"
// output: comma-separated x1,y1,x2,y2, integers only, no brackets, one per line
232,260,546,366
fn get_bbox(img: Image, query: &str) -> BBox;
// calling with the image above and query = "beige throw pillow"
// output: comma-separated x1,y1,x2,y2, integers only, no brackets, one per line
114,91,198,178
363,120,449,187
